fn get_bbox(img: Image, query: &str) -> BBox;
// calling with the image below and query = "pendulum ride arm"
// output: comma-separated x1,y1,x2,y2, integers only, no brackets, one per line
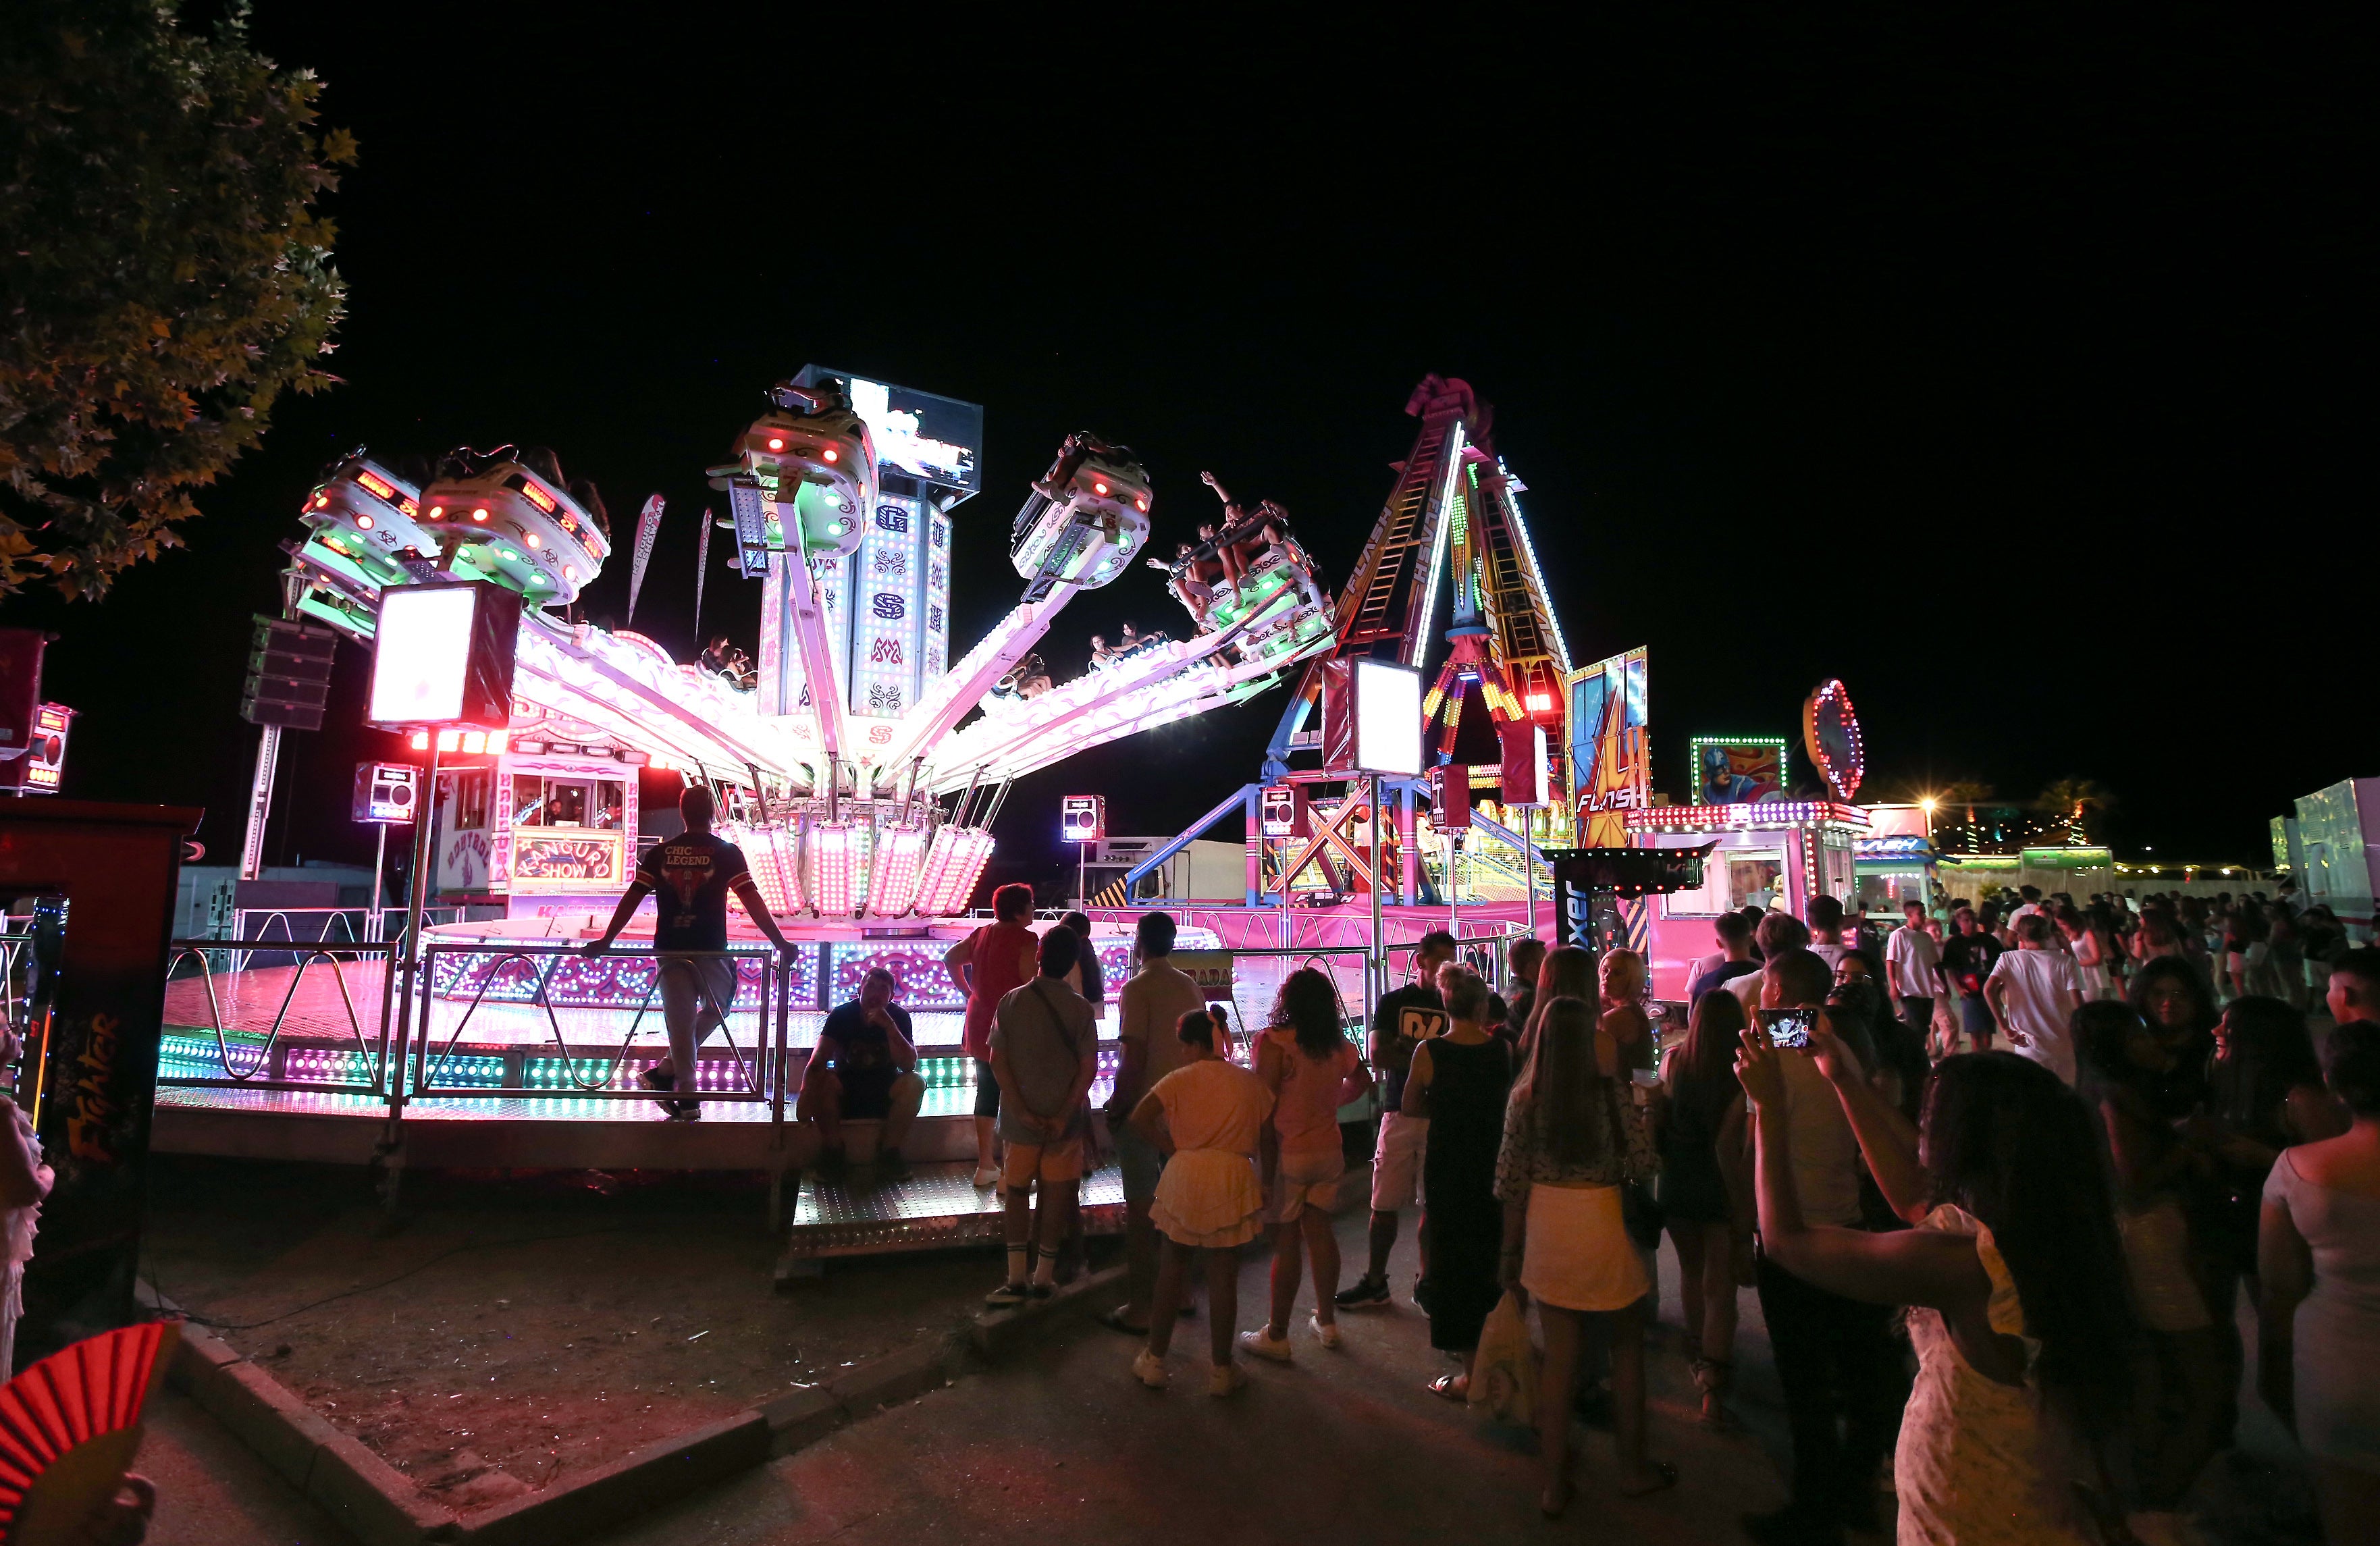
1265,374,1479,770
1473,460,1572,716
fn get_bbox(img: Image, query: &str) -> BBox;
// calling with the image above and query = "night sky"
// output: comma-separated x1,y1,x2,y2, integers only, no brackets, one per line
5,7,2365,881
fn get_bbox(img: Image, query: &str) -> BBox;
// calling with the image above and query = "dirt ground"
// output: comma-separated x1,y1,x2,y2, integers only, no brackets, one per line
140,1156,1042,1515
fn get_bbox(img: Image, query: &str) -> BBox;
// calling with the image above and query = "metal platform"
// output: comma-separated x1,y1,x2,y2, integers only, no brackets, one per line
778,1161,1125,1272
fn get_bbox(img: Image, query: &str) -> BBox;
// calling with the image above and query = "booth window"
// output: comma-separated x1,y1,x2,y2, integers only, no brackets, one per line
450,770,490,830
514,774,627,829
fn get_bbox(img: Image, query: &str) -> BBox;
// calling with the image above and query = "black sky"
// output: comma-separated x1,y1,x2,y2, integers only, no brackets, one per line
5,6,2369,880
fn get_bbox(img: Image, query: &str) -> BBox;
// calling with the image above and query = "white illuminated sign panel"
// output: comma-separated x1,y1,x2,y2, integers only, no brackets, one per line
369,587,478,724
1352,658,1423,776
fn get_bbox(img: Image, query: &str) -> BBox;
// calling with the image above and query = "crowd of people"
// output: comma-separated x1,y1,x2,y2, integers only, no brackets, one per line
953,882,2377,1543
1660,883,2379,1543
596,808,2375,1543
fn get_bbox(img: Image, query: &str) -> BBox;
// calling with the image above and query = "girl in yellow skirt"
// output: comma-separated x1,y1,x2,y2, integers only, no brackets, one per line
1128,1010,1275,1396
1498,994,1676,1516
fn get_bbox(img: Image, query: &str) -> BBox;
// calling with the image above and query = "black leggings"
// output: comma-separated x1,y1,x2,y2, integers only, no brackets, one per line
973,1058,1001,1119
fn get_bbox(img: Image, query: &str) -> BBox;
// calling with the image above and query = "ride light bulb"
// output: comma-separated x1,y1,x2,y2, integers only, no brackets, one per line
1094,481,1109,496
822,448,839,462
471,507,490,522
767,436,785,450
563,564,576,579
356,514,375,529
429,506,444,518
826,522,843,536
1135,498,1148,511
526,533,541,549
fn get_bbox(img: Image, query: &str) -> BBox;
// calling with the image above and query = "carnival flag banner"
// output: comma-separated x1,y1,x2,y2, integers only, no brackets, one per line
693,506,714,637
626,494,664,625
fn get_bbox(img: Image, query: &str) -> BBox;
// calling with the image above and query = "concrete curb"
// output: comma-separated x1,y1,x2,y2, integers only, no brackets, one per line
970,1262,1128,1358
159,1314,464,1546
139,1281,975,1546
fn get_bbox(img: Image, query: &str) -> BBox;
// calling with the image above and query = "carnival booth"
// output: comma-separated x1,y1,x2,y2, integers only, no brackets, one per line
1855,802,1938,919
1628,679,1870,1000
1627,799,1870,999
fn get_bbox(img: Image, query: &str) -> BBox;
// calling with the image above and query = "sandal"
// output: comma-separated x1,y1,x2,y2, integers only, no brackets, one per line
1096,1307,1151,1336
1617,1460,1679,1499
1427,1372,1469,1401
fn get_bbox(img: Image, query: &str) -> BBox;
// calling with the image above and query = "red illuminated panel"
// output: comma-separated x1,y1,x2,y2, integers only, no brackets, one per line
519,479,558,515
355,469,400,502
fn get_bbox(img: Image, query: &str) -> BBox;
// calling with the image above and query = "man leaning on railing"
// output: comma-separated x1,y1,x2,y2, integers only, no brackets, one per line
581,787,797,1121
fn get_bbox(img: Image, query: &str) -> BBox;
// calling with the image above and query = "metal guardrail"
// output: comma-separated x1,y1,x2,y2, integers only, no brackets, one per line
224,905,469,960
161,939,397,1098
406,944,789,1128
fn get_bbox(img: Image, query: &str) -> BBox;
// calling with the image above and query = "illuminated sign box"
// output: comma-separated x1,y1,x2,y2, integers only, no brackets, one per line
367,583,523,729
794,366,982,498
509,829,627,893
1351,658,1423,776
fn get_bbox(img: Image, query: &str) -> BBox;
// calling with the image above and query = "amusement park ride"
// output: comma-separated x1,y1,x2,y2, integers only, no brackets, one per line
153,371,1589,1260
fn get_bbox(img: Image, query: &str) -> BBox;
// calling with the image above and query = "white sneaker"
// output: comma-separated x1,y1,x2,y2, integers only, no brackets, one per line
1308,1314,1342,1350
1207,1362,1247,1397
1130,1349,1167,1389
971,1164,1001,1189
1238,1327,1294,1363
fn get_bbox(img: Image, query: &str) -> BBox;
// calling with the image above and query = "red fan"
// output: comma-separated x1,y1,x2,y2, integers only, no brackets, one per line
0,1321,178,1545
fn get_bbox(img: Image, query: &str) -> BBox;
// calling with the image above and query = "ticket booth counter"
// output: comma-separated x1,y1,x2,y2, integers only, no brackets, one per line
430,737,646,917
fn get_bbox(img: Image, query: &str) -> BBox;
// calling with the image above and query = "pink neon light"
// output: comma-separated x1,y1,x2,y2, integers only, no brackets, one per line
810,824,855,916
918,828,995,916
865,825,928,917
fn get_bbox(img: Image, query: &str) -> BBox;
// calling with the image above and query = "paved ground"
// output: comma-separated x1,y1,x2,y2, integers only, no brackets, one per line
139,1191,2325,1545
143,1155,1005,1507
141,1387,360,1546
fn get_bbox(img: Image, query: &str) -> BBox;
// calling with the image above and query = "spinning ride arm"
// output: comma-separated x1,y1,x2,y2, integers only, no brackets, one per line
870,433,1148,777
783,554,847,770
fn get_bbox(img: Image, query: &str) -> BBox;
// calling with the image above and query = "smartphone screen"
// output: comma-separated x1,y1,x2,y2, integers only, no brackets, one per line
1757,1006,1816,1050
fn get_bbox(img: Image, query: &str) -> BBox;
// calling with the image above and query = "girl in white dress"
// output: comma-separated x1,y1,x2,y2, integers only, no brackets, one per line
1127,1010,1274,1396
2057,907,2119,1001
1738,1028,2136,1544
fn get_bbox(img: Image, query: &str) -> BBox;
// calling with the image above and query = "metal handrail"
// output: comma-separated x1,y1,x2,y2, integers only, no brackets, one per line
160,939,394,1096
408,943,783,1109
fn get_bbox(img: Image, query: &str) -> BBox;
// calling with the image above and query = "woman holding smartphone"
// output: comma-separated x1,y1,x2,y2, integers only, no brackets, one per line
1736,1023,2134,1544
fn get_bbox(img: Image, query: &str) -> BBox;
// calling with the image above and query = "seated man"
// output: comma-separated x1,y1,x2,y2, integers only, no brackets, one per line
800,967,926,1181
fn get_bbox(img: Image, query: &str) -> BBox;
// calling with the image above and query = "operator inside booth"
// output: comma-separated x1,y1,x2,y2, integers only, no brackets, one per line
513,774,624,829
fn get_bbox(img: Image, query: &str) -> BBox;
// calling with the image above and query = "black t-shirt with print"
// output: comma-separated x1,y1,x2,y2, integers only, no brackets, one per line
820,998,913,1114
1371,983,1449,1110
1938,932,2003,998
635,832,752,952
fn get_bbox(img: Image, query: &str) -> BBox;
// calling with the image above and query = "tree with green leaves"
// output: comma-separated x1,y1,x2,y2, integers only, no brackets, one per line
0,1,352,599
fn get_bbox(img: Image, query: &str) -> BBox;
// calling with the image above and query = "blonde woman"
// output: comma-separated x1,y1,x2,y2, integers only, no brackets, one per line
1498,994,1676,1515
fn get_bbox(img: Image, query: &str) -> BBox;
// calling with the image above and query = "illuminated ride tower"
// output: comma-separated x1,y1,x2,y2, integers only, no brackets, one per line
1117,375,1572,913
